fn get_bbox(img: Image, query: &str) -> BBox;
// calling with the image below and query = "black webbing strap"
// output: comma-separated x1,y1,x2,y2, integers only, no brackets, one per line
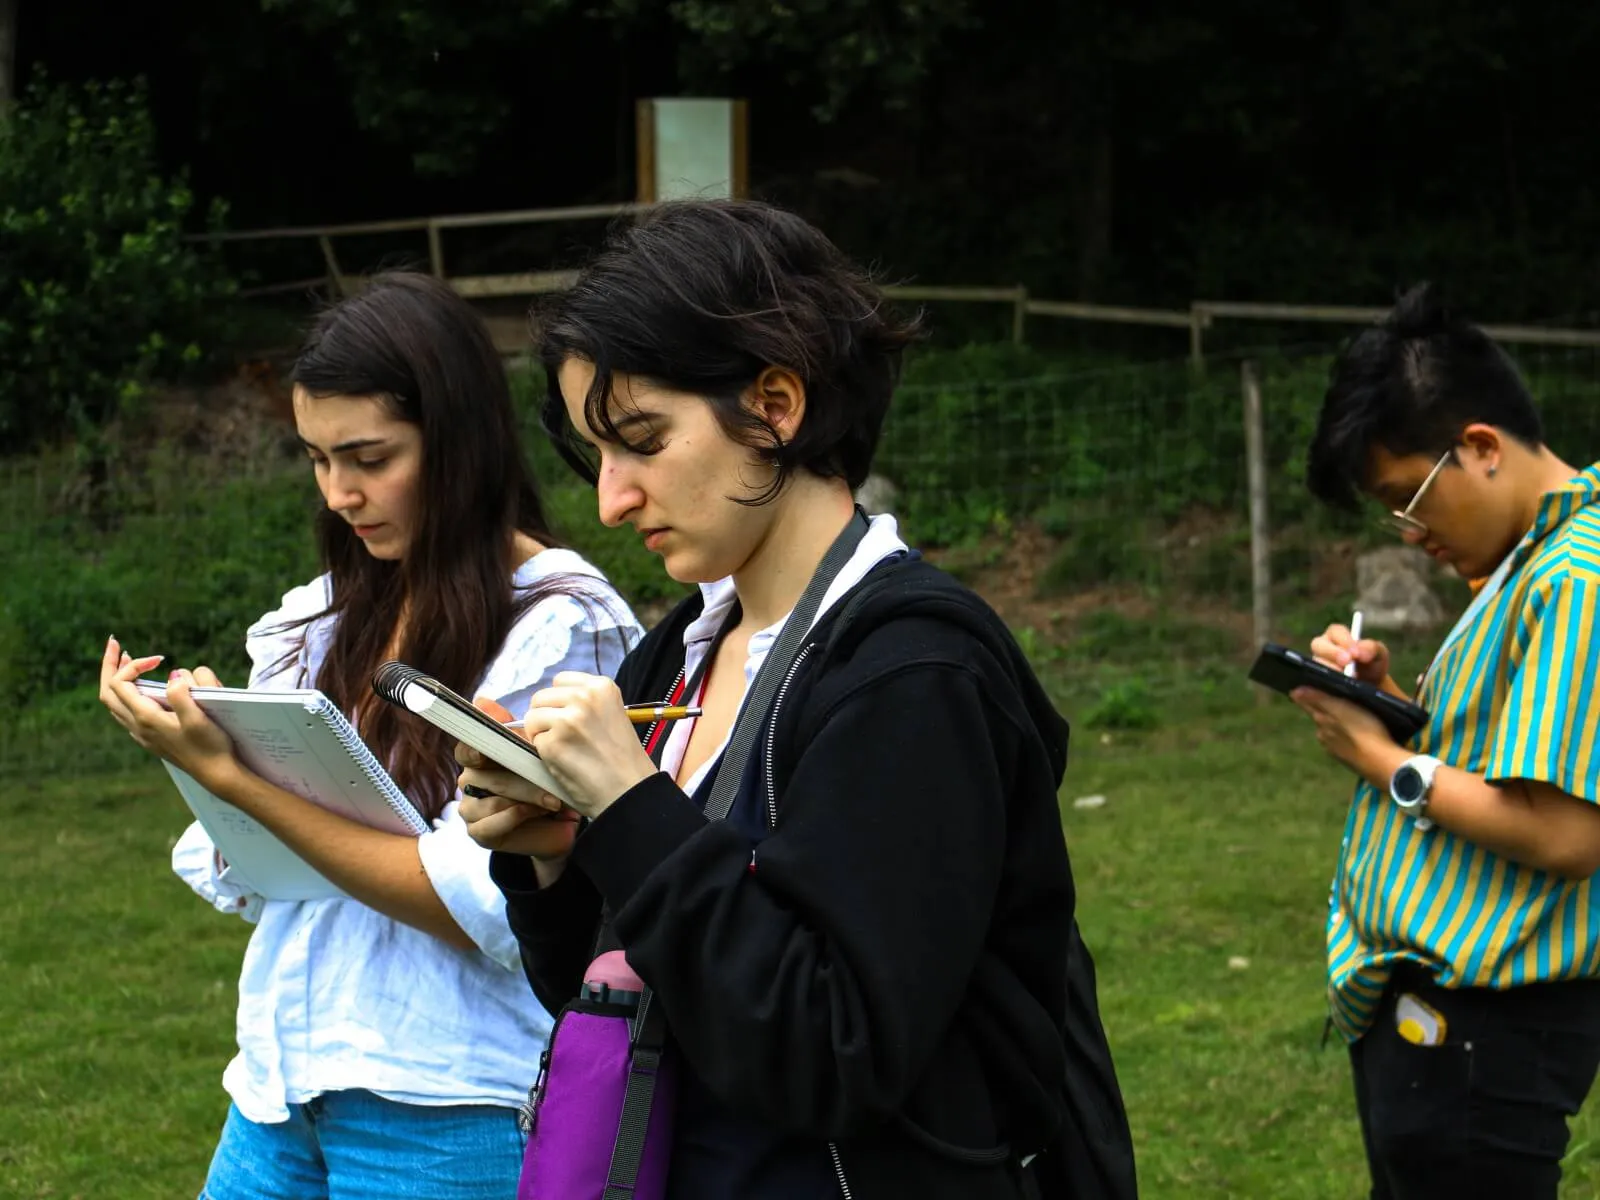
601,987,668,1200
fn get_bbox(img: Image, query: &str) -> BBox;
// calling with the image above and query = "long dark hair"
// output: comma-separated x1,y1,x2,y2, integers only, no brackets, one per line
281,271,564,820
538,199,923,503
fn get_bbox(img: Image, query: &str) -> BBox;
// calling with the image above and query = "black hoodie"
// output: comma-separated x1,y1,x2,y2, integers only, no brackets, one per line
491,556,1137,1199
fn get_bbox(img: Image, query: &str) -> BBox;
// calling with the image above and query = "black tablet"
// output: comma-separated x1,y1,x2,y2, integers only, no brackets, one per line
1248,643,1430,743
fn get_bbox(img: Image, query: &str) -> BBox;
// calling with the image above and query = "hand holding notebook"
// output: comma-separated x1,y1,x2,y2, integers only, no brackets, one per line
1247,644,1430,743
370,661,575,806
134,678,428,900
369,662,701,811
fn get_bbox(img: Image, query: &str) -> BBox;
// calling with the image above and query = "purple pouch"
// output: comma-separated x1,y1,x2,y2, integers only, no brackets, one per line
518,951,677,1200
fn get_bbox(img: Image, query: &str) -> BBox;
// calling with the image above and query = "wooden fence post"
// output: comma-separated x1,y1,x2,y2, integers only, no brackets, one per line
1012,286,1028,346
427,221,445,278
318,236,349,297
1242,360,1272,700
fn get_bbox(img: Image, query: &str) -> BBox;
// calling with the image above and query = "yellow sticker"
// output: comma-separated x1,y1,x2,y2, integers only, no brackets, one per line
1394,993,1447,1047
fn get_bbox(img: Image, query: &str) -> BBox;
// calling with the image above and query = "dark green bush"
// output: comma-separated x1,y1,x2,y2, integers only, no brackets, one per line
1083,679,1161,731
0,445,681,712
0,75,235,453
1,467,320,706
1036,517,1160,596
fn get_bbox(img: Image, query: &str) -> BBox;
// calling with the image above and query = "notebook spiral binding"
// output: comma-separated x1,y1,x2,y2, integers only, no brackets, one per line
305,691,429,835
371,660,427,707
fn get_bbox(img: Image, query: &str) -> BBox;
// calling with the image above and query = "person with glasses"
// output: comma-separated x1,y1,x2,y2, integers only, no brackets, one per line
1293,281,1600,1200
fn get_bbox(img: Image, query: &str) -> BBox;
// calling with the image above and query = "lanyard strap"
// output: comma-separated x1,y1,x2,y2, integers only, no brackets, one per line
702,509,870,822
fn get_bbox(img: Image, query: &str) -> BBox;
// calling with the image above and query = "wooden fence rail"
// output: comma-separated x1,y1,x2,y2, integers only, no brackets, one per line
198,204,1600,357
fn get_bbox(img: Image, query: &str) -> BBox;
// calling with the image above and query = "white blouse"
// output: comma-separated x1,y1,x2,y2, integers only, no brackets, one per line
172,549,644,1124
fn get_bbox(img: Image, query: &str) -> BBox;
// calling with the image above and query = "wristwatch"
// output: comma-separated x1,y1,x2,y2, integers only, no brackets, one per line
1390,754,1443,830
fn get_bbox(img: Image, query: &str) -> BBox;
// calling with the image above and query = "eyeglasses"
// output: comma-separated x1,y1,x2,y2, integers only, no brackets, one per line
1387,450,1453,537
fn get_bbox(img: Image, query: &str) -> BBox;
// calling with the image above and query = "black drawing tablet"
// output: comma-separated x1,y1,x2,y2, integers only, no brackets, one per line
1248,643,1430,743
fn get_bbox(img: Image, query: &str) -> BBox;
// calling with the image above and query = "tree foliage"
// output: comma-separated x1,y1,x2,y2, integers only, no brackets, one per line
261,0,976,172
10,0,1599,326
261,0,571,174
0,75,234,453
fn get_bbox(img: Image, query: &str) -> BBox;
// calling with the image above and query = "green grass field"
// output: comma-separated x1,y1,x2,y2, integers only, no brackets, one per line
7,651,1600,1199
7,338,1600,1196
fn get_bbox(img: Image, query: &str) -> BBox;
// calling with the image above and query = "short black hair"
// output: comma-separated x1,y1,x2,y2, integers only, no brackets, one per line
536,199,924,502
1306,282,1544,509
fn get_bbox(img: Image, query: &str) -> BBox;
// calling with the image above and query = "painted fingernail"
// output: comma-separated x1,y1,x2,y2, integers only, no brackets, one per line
169,670,181,680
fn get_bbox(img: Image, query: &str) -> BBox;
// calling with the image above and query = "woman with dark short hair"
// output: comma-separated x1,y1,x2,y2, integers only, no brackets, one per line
458,201,1137,1200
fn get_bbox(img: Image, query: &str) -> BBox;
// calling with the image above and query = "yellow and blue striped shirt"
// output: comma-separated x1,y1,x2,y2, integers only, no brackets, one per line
1327,462,1600,1039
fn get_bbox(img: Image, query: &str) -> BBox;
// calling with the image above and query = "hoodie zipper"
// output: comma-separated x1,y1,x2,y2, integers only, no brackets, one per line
762,641,853,1198
828,1142,855,1199
642,667,687,756
763,643,814,827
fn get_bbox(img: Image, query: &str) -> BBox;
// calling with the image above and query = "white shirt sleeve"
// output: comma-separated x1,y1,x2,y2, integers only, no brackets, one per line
246,576,333,689
171,821,264,923
417,571,643,968
416,802,521,970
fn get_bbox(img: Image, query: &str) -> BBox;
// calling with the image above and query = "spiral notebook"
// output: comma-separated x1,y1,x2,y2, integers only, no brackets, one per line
136,682,428,901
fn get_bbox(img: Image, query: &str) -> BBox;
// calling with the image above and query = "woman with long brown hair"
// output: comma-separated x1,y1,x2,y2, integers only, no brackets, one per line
97,271,642,1198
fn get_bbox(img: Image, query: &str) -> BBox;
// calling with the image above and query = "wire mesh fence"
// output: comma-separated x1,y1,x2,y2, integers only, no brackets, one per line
874,339,1600,630
875,351,1321,601
5,330,1600,778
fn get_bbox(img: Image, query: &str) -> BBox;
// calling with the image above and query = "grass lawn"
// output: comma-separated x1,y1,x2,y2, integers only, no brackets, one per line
4,659,1599,1197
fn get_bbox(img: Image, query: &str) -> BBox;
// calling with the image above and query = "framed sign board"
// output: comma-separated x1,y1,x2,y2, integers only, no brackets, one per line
636,98,749,202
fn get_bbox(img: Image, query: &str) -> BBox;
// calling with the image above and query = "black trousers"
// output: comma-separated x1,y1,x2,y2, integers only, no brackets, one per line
1350,963,1600,1200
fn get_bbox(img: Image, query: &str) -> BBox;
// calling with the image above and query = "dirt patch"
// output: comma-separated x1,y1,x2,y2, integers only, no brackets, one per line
132,359,300,467
1306,534,1360,597
924,515,1350,651
925,521,1181,635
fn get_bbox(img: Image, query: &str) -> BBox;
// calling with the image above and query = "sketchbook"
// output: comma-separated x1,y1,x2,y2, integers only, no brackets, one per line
370,660,573,806
135,681,428,901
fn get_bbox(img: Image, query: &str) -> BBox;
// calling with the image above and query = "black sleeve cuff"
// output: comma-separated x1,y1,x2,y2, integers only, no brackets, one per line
490,850,600,929
570,771,712,913
488,848,540,897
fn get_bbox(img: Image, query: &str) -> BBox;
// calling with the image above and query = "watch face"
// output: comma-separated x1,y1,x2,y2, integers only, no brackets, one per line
1394,766,1424,805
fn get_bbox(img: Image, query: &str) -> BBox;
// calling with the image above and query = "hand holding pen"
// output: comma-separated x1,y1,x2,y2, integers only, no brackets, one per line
480,672,675,823
501,703,701,731
1344,611,1363,678
1310,610,1393,690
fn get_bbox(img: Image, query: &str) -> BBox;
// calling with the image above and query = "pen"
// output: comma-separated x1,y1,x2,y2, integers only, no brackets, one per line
501,704,703,730
1345,610,1363,678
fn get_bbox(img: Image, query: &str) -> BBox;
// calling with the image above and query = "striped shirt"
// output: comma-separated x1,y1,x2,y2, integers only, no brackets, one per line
1327,462,1600,1039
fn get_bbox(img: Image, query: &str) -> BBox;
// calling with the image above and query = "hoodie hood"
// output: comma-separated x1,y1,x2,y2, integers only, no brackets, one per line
816,554,1071,785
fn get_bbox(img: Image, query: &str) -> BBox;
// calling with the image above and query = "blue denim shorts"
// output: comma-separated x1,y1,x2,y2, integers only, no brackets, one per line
199,1090,523,1200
